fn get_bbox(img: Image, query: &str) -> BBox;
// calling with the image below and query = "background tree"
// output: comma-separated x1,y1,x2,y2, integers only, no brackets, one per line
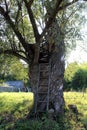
72,63,87,91
0,0,87,114
0,55,29,85
64,62,79,91
64,62,87,91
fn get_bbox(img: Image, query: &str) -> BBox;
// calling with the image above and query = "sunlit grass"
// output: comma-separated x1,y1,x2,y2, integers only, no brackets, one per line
0,92,34,118
0,92,34,130
0,92,87,129
64,92,87,127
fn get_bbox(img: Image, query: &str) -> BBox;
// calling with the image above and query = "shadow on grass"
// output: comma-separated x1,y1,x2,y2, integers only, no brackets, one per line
0,99,33,130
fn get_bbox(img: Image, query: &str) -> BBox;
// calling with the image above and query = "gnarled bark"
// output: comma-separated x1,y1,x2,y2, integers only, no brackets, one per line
29,42,65,114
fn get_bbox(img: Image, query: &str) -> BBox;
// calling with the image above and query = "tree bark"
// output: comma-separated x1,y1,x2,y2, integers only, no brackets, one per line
50,43,65,114
29,42,65,115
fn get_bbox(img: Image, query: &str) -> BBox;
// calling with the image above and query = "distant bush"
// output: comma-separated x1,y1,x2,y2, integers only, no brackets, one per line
64,62,79,91
72,68,87,91
64,62,87,91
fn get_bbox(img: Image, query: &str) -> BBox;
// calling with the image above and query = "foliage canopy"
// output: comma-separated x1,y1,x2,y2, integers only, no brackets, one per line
0,0,87,65
0,55,29,85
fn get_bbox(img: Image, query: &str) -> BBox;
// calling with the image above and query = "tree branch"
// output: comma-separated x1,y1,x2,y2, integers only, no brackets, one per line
23,0,34,7
15,0,22,24
0,49,28,63
61,8,79,32
0,6,39,64
23,0,40,43
4,0,9,12
27,0,34,7
58,0,79,11
0,6,29,51
40,0,79,40
40,0,63,39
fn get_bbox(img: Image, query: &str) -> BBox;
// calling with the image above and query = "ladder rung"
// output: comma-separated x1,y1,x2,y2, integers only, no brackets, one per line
40,77,48,79
40,70,49,72
38,90,48,92
35,60,51,113
39,85,48,87
38,89,48,92
38,90,48,95
39,57,47,59
39,87,48,89
37,111,46,113
41,63,49,65
39,58,48,61
40,64,49,66
37,101,48,103
38,87,48,90
38,92,48,94
42,55,48,58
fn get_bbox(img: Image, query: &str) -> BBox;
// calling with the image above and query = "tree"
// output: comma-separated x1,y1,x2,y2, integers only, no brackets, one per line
0,0,86,115
72,63,87,91
0,55,28,84
64,62,87,91
64,62,79,91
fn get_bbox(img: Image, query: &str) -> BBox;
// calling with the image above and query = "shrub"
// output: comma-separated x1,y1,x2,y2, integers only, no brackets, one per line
64,62,79,91
72,69,87,91
14,118,60,130
41,118,60,130
64,62,87,91
14,120,42,130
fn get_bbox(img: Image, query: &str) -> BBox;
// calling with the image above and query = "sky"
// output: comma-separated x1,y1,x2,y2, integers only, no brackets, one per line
67,45,87,63
67,38,87,64
67,11,87,64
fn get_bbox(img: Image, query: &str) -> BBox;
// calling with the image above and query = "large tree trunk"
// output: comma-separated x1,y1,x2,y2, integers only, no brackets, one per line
29,42,65,115
50,44,65,114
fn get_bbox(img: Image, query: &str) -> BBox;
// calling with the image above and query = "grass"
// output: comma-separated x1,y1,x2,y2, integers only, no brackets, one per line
0,92,87,130
0,92,34,130
64,92,87,128
0,92,34,113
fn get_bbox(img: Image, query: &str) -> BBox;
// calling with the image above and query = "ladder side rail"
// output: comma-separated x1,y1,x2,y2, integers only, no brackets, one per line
35,64,41,113
47,59,51,111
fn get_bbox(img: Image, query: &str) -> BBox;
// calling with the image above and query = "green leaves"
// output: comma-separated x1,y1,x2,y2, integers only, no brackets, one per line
64,62,87,91
0,55,29,85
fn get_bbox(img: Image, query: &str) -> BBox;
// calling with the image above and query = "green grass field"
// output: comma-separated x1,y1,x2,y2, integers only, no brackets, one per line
64,92,87,128
0,92,87,130
0,92,34,130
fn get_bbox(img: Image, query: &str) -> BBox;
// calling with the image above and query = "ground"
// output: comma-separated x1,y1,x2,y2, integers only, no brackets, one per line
0,92,87,130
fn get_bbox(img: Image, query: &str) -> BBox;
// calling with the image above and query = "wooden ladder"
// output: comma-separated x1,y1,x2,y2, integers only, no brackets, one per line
35,61,51,113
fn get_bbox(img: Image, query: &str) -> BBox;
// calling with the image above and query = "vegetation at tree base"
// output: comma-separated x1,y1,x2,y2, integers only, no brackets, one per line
64,62,87,91
0,92,87,130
